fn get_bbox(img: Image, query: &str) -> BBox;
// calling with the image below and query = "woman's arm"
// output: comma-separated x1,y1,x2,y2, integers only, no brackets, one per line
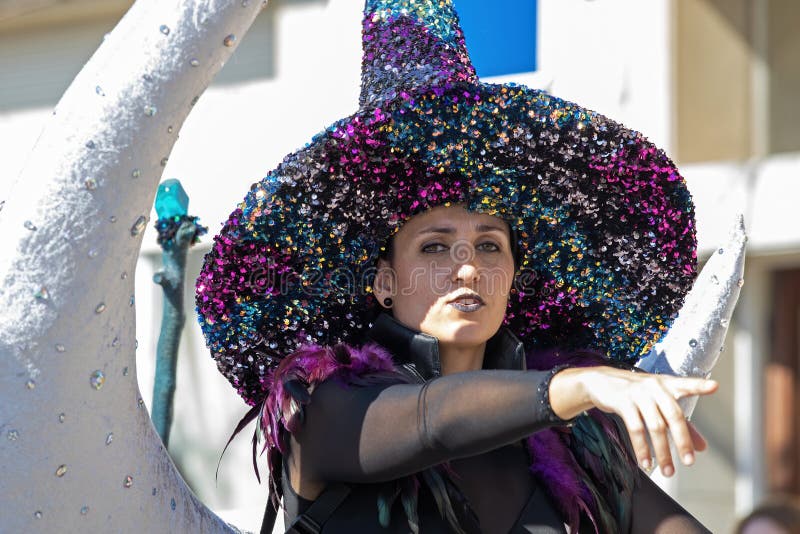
292,365,717,486
292,367,571,484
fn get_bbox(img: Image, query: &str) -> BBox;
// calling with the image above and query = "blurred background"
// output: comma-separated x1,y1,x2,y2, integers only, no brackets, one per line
1,0,798,532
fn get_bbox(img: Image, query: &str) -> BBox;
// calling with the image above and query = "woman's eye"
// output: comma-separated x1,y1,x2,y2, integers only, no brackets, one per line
421,243,448,253
422,242,500,253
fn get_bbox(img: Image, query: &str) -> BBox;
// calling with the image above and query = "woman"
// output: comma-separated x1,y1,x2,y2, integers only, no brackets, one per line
196,1,717,531
265,204,716,533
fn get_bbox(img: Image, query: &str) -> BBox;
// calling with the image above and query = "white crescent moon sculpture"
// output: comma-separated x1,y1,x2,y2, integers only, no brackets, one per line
0,1,263,532
0,1,745,532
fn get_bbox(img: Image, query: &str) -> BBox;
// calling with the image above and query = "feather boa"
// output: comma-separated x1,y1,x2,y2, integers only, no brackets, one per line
257,342,640,533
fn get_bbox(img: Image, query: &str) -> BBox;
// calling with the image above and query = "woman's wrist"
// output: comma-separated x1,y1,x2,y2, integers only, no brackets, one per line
548,366,595,421
533,364,582,425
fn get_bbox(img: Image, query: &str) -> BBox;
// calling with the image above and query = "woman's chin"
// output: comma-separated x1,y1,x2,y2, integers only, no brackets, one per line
432,313,497,344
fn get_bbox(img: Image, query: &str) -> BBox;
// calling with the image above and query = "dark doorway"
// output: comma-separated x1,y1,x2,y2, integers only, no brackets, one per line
767,268,800,494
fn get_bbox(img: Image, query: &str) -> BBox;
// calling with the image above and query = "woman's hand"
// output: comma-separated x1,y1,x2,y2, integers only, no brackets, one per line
549,366,719,477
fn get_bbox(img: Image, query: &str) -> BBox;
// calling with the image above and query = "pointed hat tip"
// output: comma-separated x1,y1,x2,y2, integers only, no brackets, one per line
360,0,478,107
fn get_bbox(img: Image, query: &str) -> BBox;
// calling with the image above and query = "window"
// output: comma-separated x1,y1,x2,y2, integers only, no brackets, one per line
675,0,800,162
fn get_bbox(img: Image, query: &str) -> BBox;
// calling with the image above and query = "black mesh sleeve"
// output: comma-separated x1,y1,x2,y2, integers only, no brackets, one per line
292,368,577,484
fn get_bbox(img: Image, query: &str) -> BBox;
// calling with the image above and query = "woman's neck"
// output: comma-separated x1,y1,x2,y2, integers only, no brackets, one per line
439,342,486,375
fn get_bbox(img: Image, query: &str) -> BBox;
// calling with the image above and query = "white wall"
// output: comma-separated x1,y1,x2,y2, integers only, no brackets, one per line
537,0,674,154
685,155,800,254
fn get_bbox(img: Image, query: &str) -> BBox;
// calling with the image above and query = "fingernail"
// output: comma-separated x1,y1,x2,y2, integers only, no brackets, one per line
683,453,694,465
662,465,674,477
641,458,651,470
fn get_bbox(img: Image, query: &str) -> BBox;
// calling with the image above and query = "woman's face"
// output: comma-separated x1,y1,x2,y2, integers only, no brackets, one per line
374,204,516,347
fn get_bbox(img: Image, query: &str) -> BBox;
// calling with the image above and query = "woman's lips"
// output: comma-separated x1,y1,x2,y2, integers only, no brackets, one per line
448,296,485,312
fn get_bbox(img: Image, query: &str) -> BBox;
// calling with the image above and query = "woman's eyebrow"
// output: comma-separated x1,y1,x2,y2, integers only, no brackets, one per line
475,224,506,233
417,224,506,236
417,226,455,236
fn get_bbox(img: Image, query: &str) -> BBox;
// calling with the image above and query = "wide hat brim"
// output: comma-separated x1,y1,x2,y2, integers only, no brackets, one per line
195,79,696,406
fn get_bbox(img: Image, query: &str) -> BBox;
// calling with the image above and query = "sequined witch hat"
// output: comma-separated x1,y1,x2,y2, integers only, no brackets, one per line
195,0,696,407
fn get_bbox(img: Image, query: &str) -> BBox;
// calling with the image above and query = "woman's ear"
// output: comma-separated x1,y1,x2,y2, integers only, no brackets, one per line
373,257,395,307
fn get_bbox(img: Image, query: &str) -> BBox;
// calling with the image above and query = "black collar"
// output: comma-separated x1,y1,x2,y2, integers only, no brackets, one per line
365,312,527,381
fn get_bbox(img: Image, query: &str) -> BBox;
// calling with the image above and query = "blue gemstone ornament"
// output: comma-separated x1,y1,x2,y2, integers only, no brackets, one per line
155,179,189,219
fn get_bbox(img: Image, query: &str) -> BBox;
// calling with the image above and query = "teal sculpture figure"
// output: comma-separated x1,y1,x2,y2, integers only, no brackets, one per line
152,178,207,447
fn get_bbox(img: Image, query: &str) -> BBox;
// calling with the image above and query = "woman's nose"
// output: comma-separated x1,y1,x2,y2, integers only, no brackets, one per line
450,243,480,283
454,262,480,284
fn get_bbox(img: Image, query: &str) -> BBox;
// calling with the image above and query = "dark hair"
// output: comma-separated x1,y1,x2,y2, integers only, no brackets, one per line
377,235,395,264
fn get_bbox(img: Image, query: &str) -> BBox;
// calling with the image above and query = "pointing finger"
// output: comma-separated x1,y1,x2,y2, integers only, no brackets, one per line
667,377,718,400
619,406,651,471
654,388,696,467
687,420,708,452
638,398,673,476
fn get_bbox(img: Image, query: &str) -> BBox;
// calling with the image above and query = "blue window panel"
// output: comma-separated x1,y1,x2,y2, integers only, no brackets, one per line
454,0,537,77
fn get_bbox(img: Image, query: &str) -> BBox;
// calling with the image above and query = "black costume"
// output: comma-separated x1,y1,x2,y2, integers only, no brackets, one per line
279,314,710,533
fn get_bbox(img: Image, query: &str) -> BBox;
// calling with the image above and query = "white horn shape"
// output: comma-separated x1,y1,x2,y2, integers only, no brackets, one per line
0,1,264,532
637,215,747,418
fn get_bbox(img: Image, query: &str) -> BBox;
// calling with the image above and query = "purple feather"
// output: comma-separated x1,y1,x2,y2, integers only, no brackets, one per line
527,429,599,533
260,341,407,454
